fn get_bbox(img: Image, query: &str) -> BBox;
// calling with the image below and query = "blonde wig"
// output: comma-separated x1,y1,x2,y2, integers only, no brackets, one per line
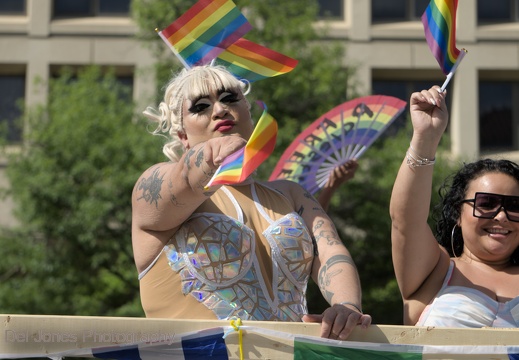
143,65,250,162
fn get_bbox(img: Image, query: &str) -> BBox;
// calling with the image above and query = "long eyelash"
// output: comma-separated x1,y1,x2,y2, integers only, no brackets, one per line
222,93,240,103
188,104,208,114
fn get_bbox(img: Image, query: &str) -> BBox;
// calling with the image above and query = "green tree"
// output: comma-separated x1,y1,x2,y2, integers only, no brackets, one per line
0,66,163,316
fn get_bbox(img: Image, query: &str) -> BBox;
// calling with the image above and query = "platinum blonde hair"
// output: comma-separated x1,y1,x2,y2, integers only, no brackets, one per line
143,65,250,162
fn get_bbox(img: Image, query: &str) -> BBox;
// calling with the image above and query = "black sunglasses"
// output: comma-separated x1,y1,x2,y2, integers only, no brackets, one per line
462,192,519,222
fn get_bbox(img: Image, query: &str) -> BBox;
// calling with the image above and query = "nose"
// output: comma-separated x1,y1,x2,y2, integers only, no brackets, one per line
493,206,508,221
212,101,228,118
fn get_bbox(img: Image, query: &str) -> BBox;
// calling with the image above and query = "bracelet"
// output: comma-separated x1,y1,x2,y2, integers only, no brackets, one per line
406,144,435,168
338,301,362,313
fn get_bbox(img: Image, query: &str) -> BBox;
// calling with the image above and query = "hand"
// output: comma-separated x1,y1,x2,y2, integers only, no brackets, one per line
409,86,449,146
201,135,248,169
302,304,371,340
324,159,358,190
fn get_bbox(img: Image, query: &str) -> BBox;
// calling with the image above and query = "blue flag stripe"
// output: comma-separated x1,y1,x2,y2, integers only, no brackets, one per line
181,331,228,360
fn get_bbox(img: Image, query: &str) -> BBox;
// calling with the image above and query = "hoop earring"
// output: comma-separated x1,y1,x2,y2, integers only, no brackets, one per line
451,224,459,258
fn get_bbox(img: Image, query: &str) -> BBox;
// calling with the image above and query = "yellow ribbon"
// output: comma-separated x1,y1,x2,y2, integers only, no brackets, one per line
223,317,244,360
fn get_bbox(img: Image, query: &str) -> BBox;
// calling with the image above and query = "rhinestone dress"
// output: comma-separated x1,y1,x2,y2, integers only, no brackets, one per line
139,181,315,321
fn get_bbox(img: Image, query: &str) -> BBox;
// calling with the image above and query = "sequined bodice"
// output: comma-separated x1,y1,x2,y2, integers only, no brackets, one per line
164,184,314,321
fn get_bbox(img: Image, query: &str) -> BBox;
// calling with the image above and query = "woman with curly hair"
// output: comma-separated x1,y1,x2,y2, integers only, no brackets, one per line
390,85,519,328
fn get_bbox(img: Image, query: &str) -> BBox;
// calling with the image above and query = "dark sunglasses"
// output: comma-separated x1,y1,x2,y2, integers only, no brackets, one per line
462,192,519,222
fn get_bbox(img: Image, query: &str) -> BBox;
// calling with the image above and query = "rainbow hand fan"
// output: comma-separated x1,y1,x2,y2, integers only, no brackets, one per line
269,95,407,194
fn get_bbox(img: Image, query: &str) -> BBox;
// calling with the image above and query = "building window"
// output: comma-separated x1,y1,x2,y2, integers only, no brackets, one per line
0,75,25,143
0,0,26,14
53,0,130,18
372,0,430,23
50,65,134,102
477,0,519,24
318,0,343,20
479,81,519,152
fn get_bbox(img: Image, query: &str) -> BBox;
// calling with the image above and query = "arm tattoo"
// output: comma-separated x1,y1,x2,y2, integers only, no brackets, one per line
313,220,341,246
183,148,196,170
304,190,319,203
167,179,185,207
182,147,215,192
136,167,164,208
318,254,355,303
195,149,204,168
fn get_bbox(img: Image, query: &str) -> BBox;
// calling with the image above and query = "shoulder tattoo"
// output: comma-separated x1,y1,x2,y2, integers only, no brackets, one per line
136,167,164,208
304,190,319,203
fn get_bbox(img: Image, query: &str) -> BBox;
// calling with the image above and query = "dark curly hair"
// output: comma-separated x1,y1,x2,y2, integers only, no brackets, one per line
434,158,519,262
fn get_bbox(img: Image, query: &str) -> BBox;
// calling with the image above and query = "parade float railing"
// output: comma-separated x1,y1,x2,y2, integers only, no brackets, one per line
2,314,519,359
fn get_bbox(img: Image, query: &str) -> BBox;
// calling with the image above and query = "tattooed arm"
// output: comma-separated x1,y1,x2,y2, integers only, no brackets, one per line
270,180,371,339
308,208,372,339
131,136,247,273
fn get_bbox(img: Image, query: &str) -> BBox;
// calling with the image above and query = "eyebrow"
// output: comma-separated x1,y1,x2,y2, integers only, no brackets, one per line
189,87,233,105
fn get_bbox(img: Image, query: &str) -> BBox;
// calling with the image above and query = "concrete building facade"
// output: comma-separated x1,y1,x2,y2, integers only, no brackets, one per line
0,0,154,227
1,0,519,226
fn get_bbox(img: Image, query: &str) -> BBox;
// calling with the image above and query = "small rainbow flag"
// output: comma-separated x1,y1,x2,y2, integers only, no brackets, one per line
205,101,277,188
421,0,461,75
216,38,299,83
158,0,252,68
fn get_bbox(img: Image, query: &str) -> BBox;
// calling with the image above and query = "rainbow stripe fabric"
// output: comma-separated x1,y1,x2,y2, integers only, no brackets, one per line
421,0,461,75
158,0,298,82
269,95,406,195
158,0,252,67
216,38,298,83
205,101,277,188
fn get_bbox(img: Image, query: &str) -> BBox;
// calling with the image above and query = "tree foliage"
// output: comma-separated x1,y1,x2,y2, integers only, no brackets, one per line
0,66,163,316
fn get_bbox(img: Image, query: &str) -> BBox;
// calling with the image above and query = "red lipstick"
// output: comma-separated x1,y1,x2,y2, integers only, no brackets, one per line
214,120,235,133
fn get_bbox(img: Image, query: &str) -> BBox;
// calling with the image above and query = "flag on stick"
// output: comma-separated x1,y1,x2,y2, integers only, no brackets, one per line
422,0,467,91
216,38,298,83
205,101,277,188
157,0,252,68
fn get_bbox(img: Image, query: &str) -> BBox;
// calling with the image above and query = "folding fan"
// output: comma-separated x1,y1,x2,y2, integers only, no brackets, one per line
269,95,407,194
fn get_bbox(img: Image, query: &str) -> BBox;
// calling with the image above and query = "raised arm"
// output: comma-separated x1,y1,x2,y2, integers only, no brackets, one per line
131,136,247,272
389,87,451,303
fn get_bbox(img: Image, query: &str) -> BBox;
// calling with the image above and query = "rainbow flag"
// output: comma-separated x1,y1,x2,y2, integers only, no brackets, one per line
421,0,461,75
216,38,298,82
158,0,252,68
293,335,519,359
205,101,277,188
